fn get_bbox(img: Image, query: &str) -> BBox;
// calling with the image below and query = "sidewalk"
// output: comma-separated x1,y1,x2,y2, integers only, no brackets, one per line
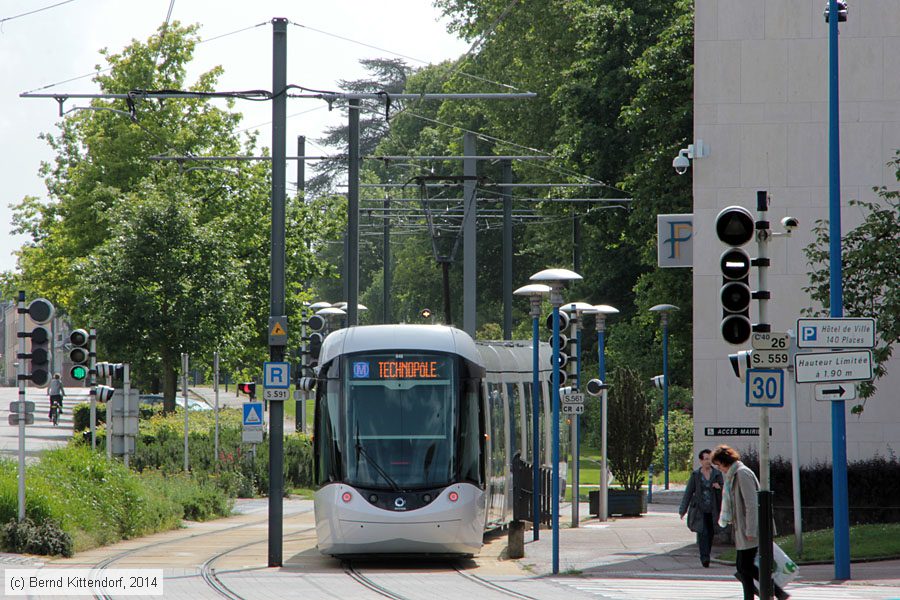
507,494,900,588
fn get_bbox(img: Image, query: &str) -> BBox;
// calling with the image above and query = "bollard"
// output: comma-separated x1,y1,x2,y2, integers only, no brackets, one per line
508,520,525,559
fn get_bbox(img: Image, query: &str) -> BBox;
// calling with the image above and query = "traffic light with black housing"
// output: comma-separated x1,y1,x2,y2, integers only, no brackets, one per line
545,311,569,386
715,206,755,345
69,329,90,381
237,382,257,399
24,298,54,388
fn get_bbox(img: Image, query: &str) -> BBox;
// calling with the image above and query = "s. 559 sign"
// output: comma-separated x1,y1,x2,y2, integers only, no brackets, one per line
751,349,789,368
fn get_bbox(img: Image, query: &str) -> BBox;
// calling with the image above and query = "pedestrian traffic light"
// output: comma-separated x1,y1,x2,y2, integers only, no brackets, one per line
237,382,256,399
307,332,324,362
25,298,54,388
715,206,755,345
651,375,665,390
69,329,90,381
824,0,848,22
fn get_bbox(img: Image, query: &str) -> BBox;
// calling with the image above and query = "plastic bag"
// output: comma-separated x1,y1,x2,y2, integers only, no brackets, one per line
755,542,800,588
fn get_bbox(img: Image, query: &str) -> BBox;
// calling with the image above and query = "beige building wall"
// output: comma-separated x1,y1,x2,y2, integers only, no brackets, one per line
692,0,900,463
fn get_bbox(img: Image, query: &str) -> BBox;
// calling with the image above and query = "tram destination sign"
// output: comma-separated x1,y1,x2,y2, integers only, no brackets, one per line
796,317,876,349
794,350,874,384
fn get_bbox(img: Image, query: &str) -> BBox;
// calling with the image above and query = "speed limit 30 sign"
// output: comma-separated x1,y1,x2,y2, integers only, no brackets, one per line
745,368,784,407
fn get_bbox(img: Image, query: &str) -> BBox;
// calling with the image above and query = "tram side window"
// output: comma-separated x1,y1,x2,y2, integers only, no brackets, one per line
458,377,484,486
314,362,342,485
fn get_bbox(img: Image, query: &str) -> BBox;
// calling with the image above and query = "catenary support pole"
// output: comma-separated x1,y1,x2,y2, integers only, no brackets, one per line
571,314,580,527
596,316,609,522
502,160,513,340
383,196,392,324
463,132,477,337
788,333,803,557
551,300,561,574
124,364,131,468
347,98,360,326
662,315,670,490
268,17,288,568
827,0,850,581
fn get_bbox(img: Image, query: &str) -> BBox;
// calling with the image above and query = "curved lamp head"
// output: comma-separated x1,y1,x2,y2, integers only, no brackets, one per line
513,283,551,297
317,307,347,317
529,268,583,285
649,303,679,313
309,301,332,310
593,304,620,316
562,301,598,314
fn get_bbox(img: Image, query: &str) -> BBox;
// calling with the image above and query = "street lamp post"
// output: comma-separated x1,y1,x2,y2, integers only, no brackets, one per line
514,283,551,541
529,268,582,575
593,304,619,521
650,304,678,490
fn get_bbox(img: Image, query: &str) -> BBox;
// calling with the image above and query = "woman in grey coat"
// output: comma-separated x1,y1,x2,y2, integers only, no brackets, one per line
712,445,789,600
678,448,723,567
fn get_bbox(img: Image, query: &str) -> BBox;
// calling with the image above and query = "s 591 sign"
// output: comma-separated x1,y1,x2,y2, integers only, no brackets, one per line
751,349,789,369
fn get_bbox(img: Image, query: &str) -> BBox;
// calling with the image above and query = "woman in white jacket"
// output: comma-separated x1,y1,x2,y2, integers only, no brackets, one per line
711,445,789,600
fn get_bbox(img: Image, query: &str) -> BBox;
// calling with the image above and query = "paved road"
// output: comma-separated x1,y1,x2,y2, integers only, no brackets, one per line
0,386,84,459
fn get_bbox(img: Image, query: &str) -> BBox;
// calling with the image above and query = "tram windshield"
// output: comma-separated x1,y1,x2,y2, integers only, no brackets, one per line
343,352,457,490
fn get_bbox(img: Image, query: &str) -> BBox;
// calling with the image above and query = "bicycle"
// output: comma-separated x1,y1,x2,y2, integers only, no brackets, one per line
49,396,63,426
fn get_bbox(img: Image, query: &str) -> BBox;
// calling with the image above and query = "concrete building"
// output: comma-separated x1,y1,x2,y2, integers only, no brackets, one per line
692,1,900,463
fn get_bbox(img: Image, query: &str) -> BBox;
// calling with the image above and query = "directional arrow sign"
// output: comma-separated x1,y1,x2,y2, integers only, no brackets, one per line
814,383,857,402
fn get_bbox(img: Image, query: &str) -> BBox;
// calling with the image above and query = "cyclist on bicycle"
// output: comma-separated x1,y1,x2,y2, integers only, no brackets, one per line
48,373,66,421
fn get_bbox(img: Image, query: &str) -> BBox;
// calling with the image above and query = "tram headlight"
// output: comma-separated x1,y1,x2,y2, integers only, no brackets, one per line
422,493,432,504
341,491,353,503
368,494,378,504
448,491,459,502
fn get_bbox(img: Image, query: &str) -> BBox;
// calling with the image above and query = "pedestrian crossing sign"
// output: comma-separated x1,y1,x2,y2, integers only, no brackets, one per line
243,402,264,428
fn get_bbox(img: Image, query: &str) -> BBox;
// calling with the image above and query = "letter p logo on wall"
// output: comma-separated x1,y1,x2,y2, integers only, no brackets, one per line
657,214,694,268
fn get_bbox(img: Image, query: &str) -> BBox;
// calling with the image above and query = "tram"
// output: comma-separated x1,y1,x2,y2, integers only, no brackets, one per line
311,324,567,556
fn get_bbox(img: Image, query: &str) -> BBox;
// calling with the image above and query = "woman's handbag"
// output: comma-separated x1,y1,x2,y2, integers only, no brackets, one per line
754,542,800,588
686,502,702,533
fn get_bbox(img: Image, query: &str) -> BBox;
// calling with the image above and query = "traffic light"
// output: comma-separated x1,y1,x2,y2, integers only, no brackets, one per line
420,308,432,320
715,206,755,345
651,375,665,390
96,362,124,379
237,382,257,399
824,0,848,22
69,329,90,381
729,350,752,382
25,298,54,388
545,311,569,386
96,385,115,402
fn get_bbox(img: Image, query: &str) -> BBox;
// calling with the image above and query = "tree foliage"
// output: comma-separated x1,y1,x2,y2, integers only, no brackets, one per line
803,153,900,413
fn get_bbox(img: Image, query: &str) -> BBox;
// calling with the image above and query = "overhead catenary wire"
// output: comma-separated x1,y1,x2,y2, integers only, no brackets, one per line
1,0,76,25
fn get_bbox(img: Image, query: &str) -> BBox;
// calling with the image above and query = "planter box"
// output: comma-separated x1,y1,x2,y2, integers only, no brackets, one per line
588,489,648,517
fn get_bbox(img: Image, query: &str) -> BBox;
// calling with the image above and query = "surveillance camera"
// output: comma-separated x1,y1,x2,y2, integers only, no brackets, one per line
672,152,690,175
781,216,799,231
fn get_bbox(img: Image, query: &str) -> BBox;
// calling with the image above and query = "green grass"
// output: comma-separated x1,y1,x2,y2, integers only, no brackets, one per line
716,523,900,563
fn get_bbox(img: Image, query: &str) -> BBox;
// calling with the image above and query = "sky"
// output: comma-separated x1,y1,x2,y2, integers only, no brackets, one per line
0,0,470,273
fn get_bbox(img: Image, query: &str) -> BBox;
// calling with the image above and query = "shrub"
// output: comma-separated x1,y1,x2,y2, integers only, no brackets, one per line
652,409,694,473
740,450,900,532
607,366,657,490
1,519,73,557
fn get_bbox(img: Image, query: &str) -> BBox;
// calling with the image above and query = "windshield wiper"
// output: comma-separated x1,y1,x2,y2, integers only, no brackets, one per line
355,421,401,492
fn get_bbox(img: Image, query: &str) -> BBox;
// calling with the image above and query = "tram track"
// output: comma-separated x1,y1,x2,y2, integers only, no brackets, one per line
342,559,541,600
89,506,314,600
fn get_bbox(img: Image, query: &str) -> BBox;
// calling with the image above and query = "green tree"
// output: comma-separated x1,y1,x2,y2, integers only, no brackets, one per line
803,153,900,413
83,182,243,408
